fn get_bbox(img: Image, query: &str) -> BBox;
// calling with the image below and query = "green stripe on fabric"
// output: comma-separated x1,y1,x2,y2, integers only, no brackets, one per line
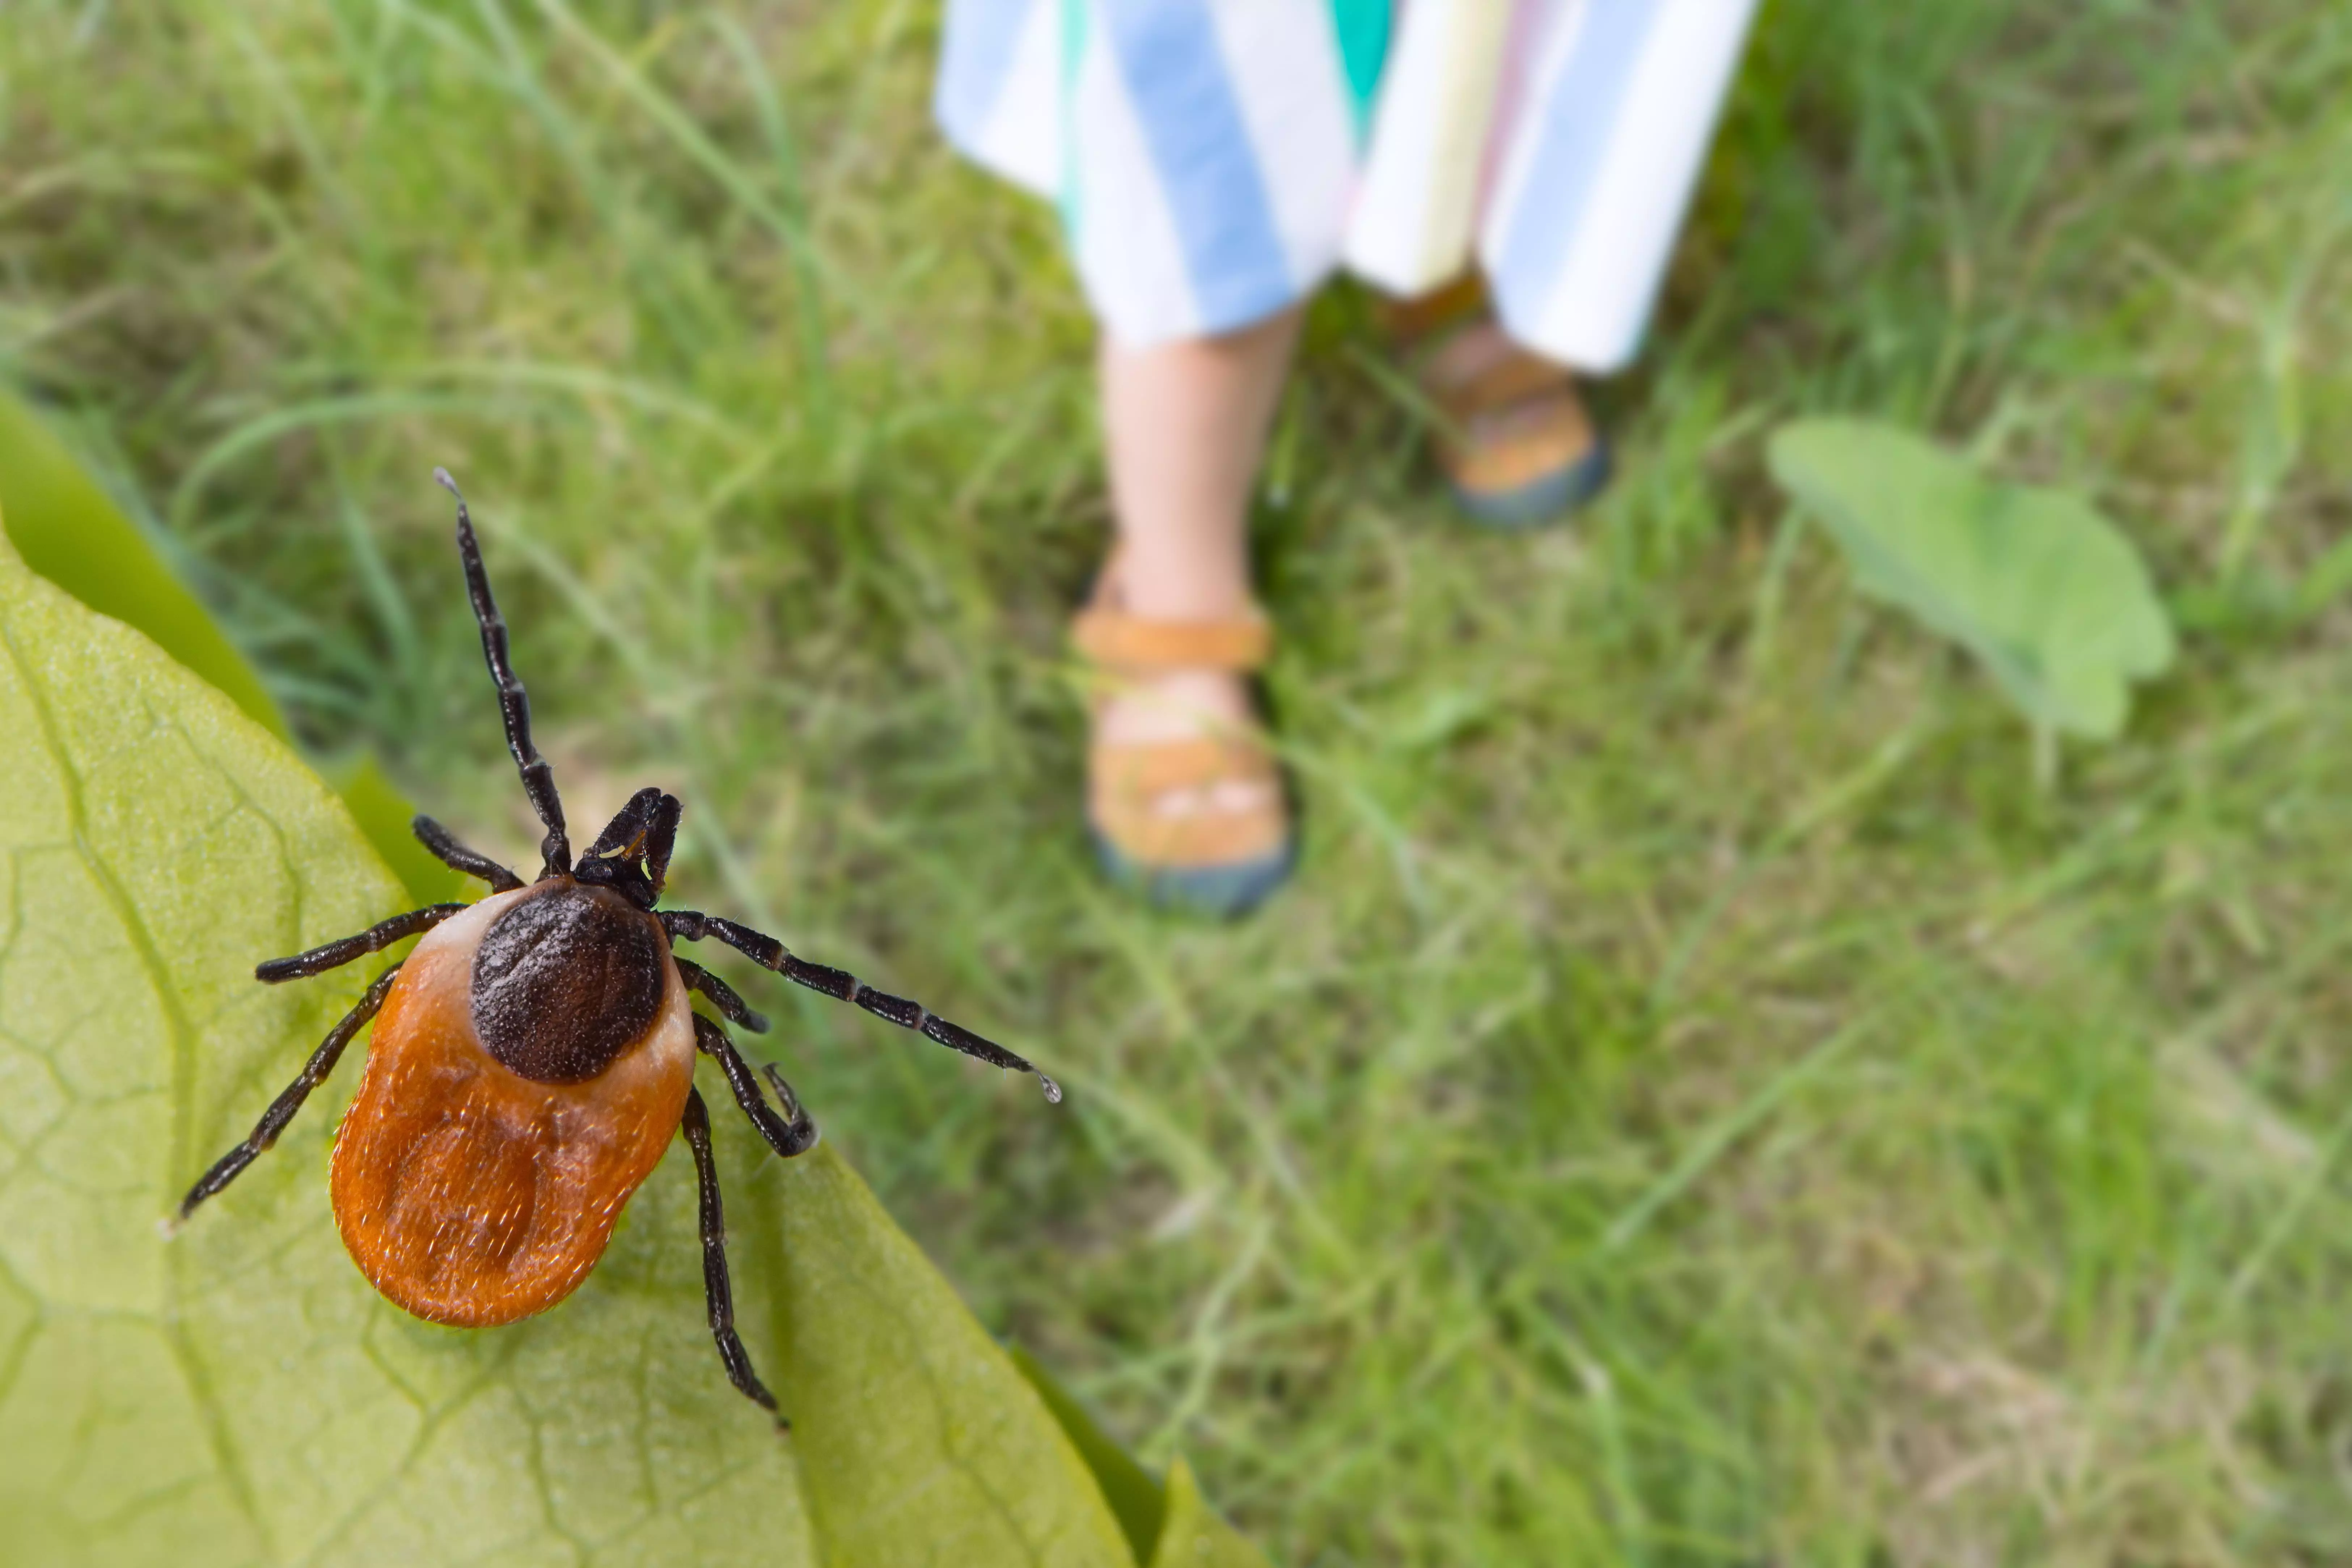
1328,0,1392,141
1058,0,1089,234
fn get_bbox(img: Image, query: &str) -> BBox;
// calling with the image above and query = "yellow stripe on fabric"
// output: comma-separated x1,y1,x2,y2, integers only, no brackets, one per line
1340,0,1514,293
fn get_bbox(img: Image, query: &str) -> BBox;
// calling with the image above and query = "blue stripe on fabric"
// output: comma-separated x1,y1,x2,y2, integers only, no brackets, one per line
1100,0,1299,334
1493,0,1666,310
936,0,1040,145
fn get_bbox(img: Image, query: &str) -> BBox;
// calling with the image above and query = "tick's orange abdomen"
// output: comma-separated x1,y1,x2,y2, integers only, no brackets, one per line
329,888,695,1327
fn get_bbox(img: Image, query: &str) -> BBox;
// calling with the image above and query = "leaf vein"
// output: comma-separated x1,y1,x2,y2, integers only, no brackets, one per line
0,604,275,1555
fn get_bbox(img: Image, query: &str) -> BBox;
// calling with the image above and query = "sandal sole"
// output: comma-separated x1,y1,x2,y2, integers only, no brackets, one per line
1449,440,1613,531
1088,826,1296,920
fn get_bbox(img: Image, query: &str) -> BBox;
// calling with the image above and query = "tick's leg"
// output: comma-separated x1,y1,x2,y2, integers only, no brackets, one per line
663,910,1061,1103
693,1014,817,1158
255,904,468,984
680,1086,783,1424
176,964,402,1223
675,958,769,1034
411,815,524,892
437,468,570,878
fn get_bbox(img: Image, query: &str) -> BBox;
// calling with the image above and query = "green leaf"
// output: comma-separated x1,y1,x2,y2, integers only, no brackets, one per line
1007,1335,1272,1568
324,751,467,908
1147,1461,1273,1568
1767,418,2175,739
0,422,1277,1563
0,393,284,738
0,392,458,904
0,527,817,1565
1010,1346,1168,1565
0,523,1279,1567
767,1143,1137,1568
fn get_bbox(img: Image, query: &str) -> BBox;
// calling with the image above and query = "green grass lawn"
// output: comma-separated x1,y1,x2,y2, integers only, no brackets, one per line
7,1,2352,1561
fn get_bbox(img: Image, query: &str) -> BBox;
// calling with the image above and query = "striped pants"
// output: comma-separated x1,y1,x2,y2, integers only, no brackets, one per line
938,0,1759,373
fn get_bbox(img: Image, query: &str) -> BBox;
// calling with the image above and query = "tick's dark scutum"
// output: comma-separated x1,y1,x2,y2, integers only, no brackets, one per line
471,883,667,1083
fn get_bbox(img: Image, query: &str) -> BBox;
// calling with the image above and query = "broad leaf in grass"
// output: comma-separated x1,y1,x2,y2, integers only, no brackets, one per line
1768,418,2175,739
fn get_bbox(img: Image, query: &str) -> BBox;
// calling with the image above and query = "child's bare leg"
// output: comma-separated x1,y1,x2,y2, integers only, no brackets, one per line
1097,307,1301,818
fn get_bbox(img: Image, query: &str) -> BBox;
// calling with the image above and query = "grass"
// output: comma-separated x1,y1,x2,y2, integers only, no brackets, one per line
6,0,2352,1561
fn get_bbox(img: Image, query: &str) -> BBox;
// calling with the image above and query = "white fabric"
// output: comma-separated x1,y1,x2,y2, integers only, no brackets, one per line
1341,0,1520,295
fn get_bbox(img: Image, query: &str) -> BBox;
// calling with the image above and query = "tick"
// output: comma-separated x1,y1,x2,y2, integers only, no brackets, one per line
175,469,1058,1420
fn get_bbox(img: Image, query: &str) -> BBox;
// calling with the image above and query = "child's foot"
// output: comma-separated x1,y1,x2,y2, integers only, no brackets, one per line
1075,556,1294,917
1388,277,1612,528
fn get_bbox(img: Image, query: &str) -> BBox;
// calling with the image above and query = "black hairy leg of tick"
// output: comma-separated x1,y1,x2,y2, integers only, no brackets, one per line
679,1085,783,1423
574,787,681,909
662,910,1061,1103
411,815,525,893
693,1014,817,1158
436,467,569,879
177,964,403,1221
674,957,769,1033
255,904,468,984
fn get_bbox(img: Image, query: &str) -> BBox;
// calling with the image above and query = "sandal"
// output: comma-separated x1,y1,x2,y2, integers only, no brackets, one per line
1072,553,1295,917
1386,273,1612,529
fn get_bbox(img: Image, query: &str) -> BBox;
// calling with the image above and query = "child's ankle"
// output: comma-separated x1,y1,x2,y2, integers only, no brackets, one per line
1115,536,1253,624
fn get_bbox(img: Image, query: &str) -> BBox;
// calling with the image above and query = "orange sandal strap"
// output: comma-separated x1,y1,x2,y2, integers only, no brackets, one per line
1096,803,1288,869
1379,274,1576,424
1424,346,1571,423
1379,271,1489,344
1444,388,1598,495
1072,607,1272,673
1090,738,1286,868
1075,548,1291,873
1093,735,1276,796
